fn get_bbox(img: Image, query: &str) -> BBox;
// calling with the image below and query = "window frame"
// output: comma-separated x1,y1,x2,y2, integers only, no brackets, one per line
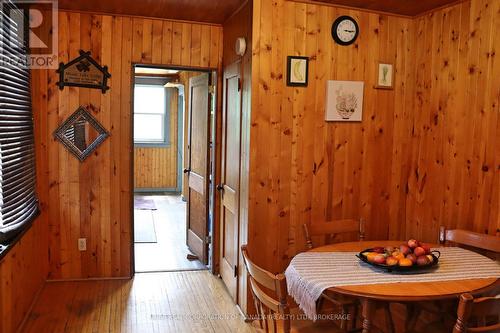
133,80,171,148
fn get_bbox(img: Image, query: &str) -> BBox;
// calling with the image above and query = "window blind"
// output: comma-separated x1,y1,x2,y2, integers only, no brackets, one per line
0,0,39,243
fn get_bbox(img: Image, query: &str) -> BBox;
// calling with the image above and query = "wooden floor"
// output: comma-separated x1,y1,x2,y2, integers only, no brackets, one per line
20,271,254,333
134,195,206,272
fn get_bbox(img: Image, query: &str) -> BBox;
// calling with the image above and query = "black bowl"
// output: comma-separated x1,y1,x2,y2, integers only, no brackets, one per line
356,248,440,273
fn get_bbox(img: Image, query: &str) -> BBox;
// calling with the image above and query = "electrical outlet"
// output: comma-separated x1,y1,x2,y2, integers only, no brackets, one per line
78,238,87,251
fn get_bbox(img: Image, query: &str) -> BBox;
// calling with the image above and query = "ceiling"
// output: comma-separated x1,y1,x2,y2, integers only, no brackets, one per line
292,0,462,16
58,0,462,23
58,0,245,24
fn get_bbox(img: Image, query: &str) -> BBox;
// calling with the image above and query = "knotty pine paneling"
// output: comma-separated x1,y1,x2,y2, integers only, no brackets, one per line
134,88,179,190
31,11,222,279
248,0,416,272
0,218,48,333
248,0,499,276
406,0,499,241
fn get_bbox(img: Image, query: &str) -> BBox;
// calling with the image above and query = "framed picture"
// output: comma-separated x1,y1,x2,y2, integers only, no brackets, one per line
375,62,394,89
325,80,364,122
286,56,308,87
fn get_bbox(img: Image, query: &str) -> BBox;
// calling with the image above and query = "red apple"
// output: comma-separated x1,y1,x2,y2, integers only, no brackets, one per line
400,244,411,255
406,253,417,264
414,247,426,257
408,239,419,249
372,247,385,254
373,254,386,265
416,255,430,266
421,243,431,254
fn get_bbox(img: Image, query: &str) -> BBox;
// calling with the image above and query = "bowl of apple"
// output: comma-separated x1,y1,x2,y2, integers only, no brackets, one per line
356,239,440,272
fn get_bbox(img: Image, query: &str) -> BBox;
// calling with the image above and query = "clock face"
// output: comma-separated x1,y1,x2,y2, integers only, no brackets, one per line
332,16,359,46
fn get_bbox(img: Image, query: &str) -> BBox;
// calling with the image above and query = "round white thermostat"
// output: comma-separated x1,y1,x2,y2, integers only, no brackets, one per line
235,37,246,56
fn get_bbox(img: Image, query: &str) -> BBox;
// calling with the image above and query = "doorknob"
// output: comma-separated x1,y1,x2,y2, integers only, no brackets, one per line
183,168,191,174
216,184,225,193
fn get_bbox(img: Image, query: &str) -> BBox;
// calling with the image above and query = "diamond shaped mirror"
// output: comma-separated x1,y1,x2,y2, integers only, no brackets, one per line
54,106,109,162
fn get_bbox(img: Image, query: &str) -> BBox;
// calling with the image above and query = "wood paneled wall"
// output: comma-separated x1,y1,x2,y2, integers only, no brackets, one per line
0,219,48,333
247,0,499,275
134,88,180,190
248,0,416,272
31,11,222,279
406,0,499,241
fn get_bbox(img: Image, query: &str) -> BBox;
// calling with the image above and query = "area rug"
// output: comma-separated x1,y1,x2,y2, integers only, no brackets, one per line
134,197,157,210
134,210,157,243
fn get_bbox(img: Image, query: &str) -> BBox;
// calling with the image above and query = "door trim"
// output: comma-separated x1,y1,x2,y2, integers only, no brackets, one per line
130,63,220,276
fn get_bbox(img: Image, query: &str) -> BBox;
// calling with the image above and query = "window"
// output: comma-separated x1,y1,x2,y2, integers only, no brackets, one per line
134,84,170,146
0,1,40,249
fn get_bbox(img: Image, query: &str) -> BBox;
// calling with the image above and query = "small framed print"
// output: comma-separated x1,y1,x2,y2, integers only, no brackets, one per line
286,56,309,87
375,62,394,89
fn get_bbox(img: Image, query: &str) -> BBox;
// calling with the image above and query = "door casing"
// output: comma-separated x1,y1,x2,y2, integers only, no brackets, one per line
130,64,221,276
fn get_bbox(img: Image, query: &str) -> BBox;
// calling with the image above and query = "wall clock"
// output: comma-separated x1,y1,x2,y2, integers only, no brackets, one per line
331,16,359,46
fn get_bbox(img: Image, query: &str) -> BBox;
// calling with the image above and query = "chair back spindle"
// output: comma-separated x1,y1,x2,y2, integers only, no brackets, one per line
453,293,500,333
303,218,365,249
241,245,291,333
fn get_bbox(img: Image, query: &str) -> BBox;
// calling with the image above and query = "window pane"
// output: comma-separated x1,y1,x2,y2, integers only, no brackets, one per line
134,85,165,115
134,114,164,142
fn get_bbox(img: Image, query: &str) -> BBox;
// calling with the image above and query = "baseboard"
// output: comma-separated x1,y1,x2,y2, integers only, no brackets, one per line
46,276,131,283
134,188,180,194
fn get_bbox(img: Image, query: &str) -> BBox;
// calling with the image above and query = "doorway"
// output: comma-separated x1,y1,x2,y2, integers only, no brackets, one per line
132,65,216,273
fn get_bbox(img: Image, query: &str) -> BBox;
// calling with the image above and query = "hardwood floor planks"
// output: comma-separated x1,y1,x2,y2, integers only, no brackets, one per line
18,271,255,333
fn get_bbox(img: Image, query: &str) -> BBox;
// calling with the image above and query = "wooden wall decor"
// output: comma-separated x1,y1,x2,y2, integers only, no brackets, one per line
56,50,111,93
53,106,110,162
31,11,222,280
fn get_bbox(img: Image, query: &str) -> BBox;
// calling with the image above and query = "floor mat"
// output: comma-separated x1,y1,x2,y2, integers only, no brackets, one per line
134,197,157,210
134,210,157,243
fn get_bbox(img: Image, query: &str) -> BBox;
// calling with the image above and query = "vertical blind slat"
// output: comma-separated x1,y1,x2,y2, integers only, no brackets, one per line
0,0,39,243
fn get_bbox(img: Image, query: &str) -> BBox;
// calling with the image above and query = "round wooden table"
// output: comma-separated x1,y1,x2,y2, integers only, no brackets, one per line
311,241,499,333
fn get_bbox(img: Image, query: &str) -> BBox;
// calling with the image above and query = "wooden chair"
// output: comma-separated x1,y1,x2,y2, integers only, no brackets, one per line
453,293,500,333
407,227,500,332
440,226,500,259
302,218,365,250
241,245,345,333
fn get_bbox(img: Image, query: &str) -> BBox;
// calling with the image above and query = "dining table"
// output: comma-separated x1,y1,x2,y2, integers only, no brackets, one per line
286,240,500,333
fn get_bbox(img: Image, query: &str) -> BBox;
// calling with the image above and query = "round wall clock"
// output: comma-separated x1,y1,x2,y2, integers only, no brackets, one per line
331,16,359,46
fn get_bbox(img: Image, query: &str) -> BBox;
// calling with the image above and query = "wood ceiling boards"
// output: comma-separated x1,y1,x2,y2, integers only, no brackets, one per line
58,0,246,24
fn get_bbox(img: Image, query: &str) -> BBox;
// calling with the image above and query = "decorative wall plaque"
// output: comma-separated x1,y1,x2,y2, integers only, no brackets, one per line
54,106,110,162
56,50,111,93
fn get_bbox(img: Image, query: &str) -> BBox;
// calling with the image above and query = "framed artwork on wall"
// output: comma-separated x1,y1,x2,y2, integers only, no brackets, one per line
325,80,364,122
286,56,309,87
375,62,394,89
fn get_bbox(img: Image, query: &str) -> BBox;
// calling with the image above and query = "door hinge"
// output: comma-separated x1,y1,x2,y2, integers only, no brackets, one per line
238,78,242,92
205,235,212,244
234,265,238,277
209,85,216,95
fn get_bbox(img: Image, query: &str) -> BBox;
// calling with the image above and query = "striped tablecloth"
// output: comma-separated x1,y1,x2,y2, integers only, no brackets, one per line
285,247,500,320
